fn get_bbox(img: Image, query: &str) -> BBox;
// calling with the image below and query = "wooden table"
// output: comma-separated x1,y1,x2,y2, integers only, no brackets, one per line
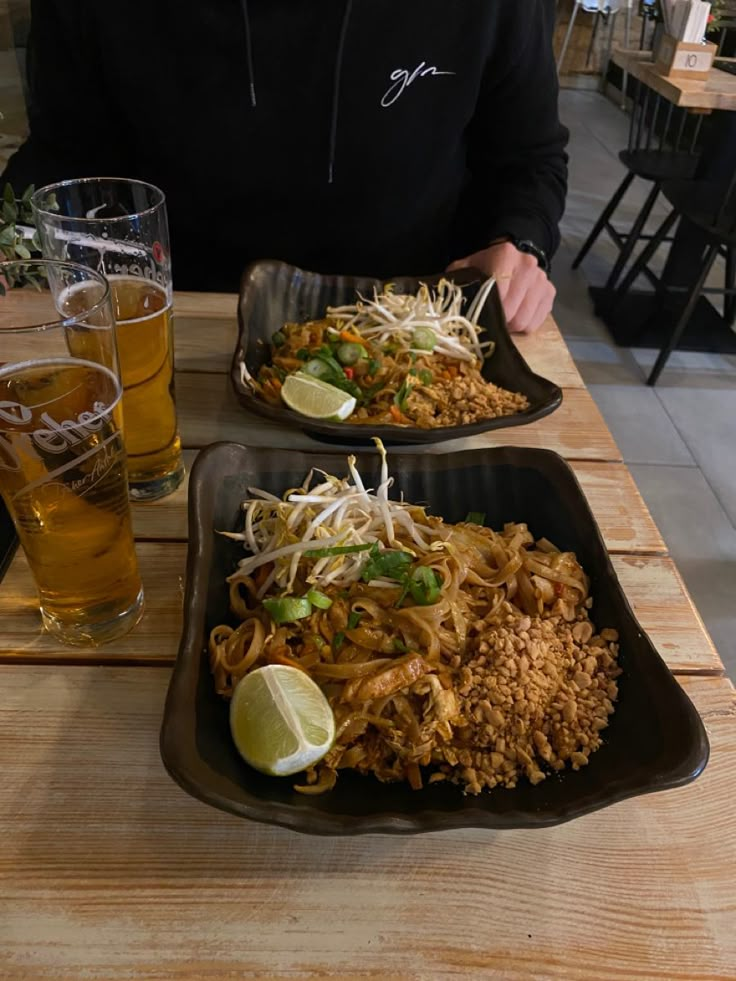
1,294,735,979
612,48,736,110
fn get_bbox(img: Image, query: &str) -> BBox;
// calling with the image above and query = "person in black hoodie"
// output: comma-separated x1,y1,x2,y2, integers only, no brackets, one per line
2,0,568,332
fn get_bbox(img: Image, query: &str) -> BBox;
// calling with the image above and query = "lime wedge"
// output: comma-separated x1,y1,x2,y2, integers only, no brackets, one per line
229,665,335,777
281,372,356,421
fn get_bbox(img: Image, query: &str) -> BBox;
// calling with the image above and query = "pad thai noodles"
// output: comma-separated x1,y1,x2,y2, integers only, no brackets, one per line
241,279,530,428
210,441,621,795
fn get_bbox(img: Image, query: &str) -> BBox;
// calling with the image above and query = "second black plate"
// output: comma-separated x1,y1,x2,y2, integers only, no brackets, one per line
231,260,562,444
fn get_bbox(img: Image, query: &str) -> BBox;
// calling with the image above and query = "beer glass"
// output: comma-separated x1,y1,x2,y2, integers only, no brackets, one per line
0,260,144,645
32,178,184,501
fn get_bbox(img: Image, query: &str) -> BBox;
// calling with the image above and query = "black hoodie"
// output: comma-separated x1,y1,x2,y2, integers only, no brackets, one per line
3,0,568,291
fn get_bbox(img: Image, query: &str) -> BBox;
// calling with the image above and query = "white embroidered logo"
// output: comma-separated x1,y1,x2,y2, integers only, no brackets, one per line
381,61,455,108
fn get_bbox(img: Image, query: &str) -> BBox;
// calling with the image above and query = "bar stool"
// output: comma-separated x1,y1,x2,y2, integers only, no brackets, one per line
611,175,736,384
571,79,703,293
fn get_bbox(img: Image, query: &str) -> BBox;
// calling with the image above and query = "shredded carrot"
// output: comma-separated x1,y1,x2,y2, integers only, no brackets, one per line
340,330,365,345
389,405,410,424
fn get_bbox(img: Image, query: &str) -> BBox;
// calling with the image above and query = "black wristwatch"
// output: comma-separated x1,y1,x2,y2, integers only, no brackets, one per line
512,238,549,273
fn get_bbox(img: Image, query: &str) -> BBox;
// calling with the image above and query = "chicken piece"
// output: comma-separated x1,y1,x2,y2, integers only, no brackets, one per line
423,674,459,723
342,654,429,703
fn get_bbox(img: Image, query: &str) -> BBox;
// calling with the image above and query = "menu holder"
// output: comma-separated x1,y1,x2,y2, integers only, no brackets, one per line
655,34,718,80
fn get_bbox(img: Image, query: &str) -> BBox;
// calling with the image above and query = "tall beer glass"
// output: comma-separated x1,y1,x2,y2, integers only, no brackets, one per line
0,260,144,645
32,178,184,501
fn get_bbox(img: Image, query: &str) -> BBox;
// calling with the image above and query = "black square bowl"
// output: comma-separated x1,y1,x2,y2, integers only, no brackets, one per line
230,260,562,445
160,443,709,835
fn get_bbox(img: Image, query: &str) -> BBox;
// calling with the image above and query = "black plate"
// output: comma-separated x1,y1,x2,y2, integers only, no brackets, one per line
231,260,562,445
160,442,709,835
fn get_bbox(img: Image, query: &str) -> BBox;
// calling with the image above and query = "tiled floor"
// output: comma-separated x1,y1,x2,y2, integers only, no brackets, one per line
555,89,736,679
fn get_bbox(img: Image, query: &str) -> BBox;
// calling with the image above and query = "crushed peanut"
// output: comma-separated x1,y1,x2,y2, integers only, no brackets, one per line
435,605,621,794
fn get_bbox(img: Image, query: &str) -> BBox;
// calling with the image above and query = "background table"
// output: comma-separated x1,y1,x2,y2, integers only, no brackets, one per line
612,48,736,110
1,293,734,979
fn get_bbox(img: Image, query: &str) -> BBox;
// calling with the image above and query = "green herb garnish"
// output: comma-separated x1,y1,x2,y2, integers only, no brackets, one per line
465,511,486,525
347,610,363,630
361,543,414,583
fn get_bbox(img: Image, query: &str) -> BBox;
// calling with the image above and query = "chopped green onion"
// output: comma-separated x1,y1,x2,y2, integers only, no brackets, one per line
465,511,486,525
413,327,437,351
262,596,312,624
367,358,381,376
306,588,332,610
333,631,346,652
347,610,362,630
393,379,413,414
393,638,408,652
295,347,310,360
336,342,365,366
418,369,433,386
303,358,333,380
271,330,286,348
304,543,374,558
315,349,346,377
408,567,443,606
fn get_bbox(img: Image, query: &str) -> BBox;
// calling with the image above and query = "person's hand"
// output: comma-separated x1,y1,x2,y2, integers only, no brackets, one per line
447,240,555,334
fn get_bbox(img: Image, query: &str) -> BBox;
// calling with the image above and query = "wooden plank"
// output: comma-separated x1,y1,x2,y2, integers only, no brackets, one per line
0,667,733,980
0,544,186,665
175,372,622,462
612,555,722,674
174,292,239,320
131,449,195,541
573,461,665,554
512,315,584,389
130,452,665,555
0,544,719,672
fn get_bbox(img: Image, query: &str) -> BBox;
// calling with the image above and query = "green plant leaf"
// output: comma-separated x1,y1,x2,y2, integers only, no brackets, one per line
3,182,15,206
2,199,17,224
0,226,16,245
14,242,31,259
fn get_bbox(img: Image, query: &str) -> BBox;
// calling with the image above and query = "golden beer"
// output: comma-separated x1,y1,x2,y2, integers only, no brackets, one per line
0,358,144,645
63,275,184,499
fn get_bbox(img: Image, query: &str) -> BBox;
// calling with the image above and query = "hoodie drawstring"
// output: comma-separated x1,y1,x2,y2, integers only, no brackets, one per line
239,0,257,108
328,0,354,184
238,0,353,182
